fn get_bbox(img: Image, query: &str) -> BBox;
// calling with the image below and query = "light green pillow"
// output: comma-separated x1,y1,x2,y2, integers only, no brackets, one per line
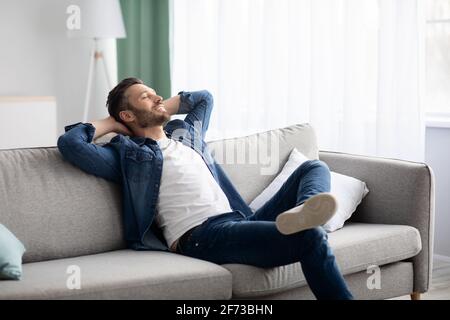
0,224,26,280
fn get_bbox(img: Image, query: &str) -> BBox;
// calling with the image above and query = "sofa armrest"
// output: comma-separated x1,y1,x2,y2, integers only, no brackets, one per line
319,150,435,294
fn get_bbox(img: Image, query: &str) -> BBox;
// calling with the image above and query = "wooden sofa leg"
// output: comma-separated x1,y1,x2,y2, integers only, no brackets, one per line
410,292,421,300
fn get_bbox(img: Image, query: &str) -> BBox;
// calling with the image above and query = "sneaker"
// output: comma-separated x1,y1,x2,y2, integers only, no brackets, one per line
275,193,337,235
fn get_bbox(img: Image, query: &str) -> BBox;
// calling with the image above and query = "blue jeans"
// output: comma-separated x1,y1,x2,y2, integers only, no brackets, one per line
177,160,354,300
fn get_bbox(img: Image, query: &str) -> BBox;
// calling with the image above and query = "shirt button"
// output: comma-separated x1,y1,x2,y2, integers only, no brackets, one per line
195,243,199,247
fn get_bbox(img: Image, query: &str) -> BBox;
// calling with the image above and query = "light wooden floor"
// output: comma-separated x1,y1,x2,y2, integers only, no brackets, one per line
391,258,450,300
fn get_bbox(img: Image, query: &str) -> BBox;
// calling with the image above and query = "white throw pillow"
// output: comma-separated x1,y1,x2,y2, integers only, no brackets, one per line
249,148,369,232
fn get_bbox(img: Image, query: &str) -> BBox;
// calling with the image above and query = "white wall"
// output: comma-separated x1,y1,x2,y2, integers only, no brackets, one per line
0,0,117,137
425,126,450,258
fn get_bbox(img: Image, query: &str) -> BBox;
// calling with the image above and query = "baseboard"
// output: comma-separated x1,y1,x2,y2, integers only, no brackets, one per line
434,254,450,263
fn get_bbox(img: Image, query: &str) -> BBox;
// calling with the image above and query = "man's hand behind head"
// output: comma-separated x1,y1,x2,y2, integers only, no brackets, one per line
112,117,133,136
91,116,133,141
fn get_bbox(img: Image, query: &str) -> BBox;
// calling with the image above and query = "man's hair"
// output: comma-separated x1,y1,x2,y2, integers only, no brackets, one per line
106,77,144,123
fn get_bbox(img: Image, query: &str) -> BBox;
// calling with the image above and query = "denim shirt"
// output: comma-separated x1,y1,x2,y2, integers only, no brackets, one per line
57,90,252,251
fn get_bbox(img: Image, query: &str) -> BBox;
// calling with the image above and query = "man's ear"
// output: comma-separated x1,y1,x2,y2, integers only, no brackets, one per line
119,110,134,124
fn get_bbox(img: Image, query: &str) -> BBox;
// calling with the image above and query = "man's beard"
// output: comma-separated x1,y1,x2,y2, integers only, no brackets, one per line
130,106,170,128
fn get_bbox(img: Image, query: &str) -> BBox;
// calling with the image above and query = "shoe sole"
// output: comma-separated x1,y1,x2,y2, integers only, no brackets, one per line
275,193,337,235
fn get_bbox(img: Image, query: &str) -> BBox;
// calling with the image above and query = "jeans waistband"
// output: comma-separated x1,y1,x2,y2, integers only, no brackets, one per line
180,225,197,243
175,225,199,253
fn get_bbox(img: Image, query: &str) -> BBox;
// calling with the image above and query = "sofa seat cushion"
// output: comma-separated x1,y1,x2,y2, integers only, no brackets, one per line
0,250,232,299
223,223,421,298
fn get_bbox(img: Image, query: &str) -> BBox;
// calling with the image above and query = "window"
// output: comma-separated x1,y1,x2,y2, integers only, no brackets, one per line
426,0,450,116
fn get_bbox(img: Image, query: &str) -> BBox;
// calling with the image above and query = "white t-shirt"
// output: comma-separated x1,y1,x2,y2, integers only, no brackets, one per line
155,136,232,248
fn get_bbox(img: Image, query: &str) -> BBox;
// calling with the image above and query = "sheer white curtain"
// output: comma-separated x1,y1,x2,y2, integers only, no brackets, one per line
170,0,425,161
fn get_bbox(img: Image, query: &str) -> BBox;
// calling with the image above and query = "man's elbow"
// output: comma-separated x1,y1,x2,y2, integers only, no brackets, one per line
202,90,213,102
57,134,78,157
57,134,67,152
201,90,214,109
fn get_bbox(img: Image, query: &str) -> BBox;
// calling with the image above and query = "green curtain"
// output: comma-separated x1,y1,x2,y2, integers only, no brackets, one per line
117,0,171,98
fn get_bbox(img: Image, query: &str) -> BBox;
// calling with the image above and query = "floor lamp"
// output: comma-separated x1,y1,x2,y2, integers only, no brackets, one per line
67,0,126,122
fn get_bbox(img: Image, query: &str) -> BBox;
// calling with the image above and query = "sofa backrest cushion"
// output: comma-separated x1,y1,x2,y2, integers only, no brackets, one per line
206,124,319,204
0,148,126,263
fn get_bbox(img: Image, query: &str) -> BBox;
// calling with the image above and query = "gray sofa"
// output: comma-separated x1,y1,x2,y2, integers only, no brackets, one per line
0,124,434,300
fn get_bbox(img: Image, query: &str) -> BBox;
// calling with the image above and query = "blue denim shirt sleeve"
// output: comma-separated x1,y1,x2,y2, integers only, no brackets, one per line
57,122,121,184
177,90,213,139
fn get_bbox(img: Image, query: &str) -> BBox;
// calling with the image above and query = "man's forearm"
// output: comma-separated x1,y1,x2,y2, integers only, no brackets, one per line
90,117,117,140
163,95,181,115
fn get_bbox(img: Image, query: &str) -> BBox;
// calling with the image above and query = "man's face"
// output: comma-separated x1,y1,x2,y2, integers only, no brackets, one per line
122,84,170,128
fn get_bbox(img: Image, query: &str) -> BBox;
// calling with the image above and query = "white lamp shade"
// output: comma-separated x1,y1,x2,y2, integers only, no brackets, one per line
67,0,126,39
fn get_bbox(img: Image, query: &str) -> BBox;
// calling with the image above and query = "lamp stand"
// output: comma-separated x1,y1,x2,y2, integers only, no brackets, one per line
83,38,113,122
